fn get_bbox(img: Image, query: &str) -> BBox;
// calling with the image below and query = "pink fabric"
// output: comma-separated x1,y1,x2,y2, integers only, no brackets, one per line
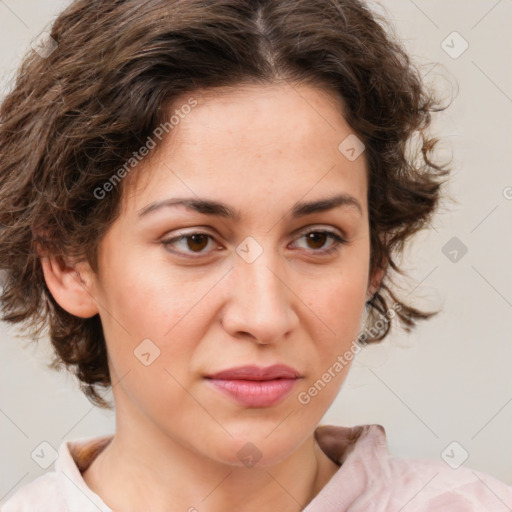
2,424,511,511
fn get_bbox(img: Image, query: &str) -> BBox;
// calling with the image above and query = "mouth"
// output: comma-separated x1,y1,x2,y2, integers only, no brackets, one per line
204,364,302,408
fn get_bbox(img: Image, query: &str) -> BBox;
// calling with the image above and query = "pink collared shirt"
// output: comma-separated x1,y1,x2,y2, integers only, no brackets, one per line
2,424,511,511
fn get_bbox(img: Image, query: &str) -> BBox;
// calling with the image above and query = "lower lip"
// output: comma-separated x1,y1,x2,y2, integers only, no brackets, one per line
207,378,298,407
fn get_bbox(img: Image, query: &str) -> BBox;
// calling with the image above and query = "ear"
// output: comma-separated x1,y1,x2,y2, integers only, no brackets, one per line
38,248,99,319
366,265,385,302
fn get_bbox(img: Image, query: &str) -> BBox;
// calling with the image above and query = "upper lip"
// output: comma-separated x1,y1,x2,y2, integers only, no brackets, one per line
206,364,301,381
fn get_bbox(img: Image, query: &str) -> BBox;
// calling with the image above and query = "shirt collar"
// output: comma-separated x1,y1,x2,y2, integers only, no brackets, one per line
55,423,389,512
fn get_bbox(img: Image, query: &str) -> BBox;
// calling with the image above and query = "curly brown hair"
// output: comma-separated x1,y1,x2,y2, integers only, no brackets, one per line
0,0,449,409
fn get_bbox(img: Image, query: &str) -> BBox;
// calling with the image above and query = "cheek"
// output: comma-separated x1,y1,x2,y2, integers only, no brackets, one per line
295,276,367,412
93,260,189,379
312,287,365,373
301,263,369,397
313,258,368,336
101,248,198,336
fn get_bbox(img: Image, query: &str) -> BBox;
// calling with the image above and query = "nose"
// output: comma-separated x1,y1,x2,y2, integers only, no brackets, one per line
220,246,299,345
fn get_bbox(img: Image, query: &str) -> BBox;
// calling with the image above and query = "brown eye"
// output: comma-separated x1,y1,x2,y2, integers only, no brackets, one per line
161,228,346,259
184,234,209,252
161,232,217,256
305,231,329,250
292,229,347,255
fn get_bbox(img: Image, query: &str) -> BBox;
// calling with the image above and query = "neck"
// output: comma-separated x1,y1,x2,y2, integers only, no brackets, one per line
82,415,339,512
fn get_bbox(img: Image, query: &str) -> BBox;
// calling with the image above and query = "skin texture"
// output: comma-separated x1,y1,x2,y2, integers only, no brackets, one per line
41,82,383,512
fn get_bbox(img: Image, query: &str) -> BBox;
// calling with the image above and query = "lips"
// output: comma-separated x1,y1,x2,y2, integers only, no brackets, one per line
205,364,302,407
207,364,301,381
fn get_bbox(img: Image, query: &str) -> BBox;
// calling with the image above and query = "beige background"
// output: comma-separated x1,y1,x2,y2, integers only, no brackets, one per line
1,0,511,504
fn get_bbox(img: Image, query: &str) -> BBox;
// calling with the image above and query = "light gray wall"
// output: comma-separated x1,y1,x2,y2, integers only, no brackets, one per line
1,0,511,504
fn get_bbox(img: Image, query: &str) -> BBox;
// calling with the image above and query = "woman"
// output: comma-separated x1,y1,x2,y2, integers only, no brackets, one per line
0,0,510,511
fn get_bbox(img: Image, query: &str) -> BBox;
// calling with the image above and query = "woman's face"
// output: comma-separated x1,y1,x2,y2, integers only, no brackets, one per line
87,82,376,466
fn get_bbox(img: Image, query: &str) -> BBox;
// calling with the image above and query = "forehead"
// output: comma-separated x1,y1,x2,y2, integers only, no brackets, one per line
171,81,349,150
121,82,367,217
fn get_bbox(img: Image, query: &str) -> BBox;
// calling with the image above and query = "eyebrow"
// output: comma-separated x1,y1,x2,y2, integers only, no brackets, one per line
137,193,363,220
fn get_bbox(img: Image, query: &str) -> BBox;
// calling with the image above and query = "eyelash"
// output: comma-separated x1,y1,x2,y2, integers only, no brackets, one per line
160,228,347,259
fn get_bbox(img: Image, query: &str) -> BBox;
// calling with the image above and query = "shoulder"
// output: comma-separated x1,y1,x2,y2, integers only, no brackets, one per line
1,435,113,512
383,455,512,511
313,424,512,511
1,473,64,512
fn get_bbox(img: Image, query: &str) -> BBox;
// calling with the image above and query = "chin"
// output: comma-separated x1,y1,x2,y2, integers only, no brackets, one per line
208,426,306,469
